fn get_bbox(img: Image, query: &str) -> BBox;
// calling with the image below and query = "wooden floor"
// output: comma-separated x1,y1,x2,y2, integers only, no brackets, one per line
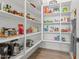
28,48,71,59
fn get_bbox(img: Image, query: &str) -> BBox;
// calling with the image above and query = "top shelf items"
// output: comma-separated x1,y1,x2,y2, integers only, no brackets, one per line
3,4,24,17
0,0,25,20
43,1,71,16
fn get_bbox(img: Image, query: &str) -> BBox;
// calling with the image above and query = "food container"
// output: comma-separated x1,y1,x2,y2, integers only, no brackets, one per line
18,24,24,34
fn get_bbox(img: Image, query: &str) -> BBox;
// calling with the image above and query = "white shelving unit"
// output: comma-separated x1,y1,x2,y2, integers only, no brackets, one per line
26,0,41,58
42,1,72,52
0,0,25,59
0,0,73,59
0,0,42,59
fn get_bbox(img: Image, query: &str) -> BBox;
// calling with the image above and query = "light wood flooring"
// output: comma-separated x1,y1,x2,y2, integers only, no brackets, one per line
28,48,71,59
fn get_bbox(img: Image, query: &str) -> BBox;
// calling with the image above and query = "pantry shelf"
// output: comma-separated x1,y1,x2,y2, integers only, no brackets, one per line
44,12,71,17
25,40,42,54
44,12,60,17
44,22,60,25
26,32,41,36
61,12,71,15
0,35,24,43
0,10,24,21
27,19,41,24
44,32,71,34
61,32,71,34
44,32,60,34
44,22,71,25
61,22,71,24
43,40,71,44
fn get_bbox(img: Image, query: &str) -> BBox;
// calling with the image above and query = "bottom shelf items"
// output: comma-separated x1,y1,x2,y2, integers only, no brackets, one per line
10,50,24,59
0,39,24,59
25,40,42,54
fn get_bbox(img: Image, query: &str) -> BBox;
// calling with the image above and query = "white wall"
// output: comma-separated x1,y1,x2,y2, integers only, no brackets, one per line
71,0,79,59
77,43,79,59
71,0,79,38
40,41,70,52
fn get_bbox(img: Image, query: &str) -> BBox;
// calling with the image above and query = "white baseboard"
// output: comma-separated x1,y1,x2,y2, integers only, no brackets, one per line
40,41,70,52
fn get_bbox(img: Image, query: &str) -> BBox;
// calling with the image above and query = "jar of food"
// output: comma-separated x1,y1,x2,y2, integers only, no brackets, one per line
18,23,24,34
